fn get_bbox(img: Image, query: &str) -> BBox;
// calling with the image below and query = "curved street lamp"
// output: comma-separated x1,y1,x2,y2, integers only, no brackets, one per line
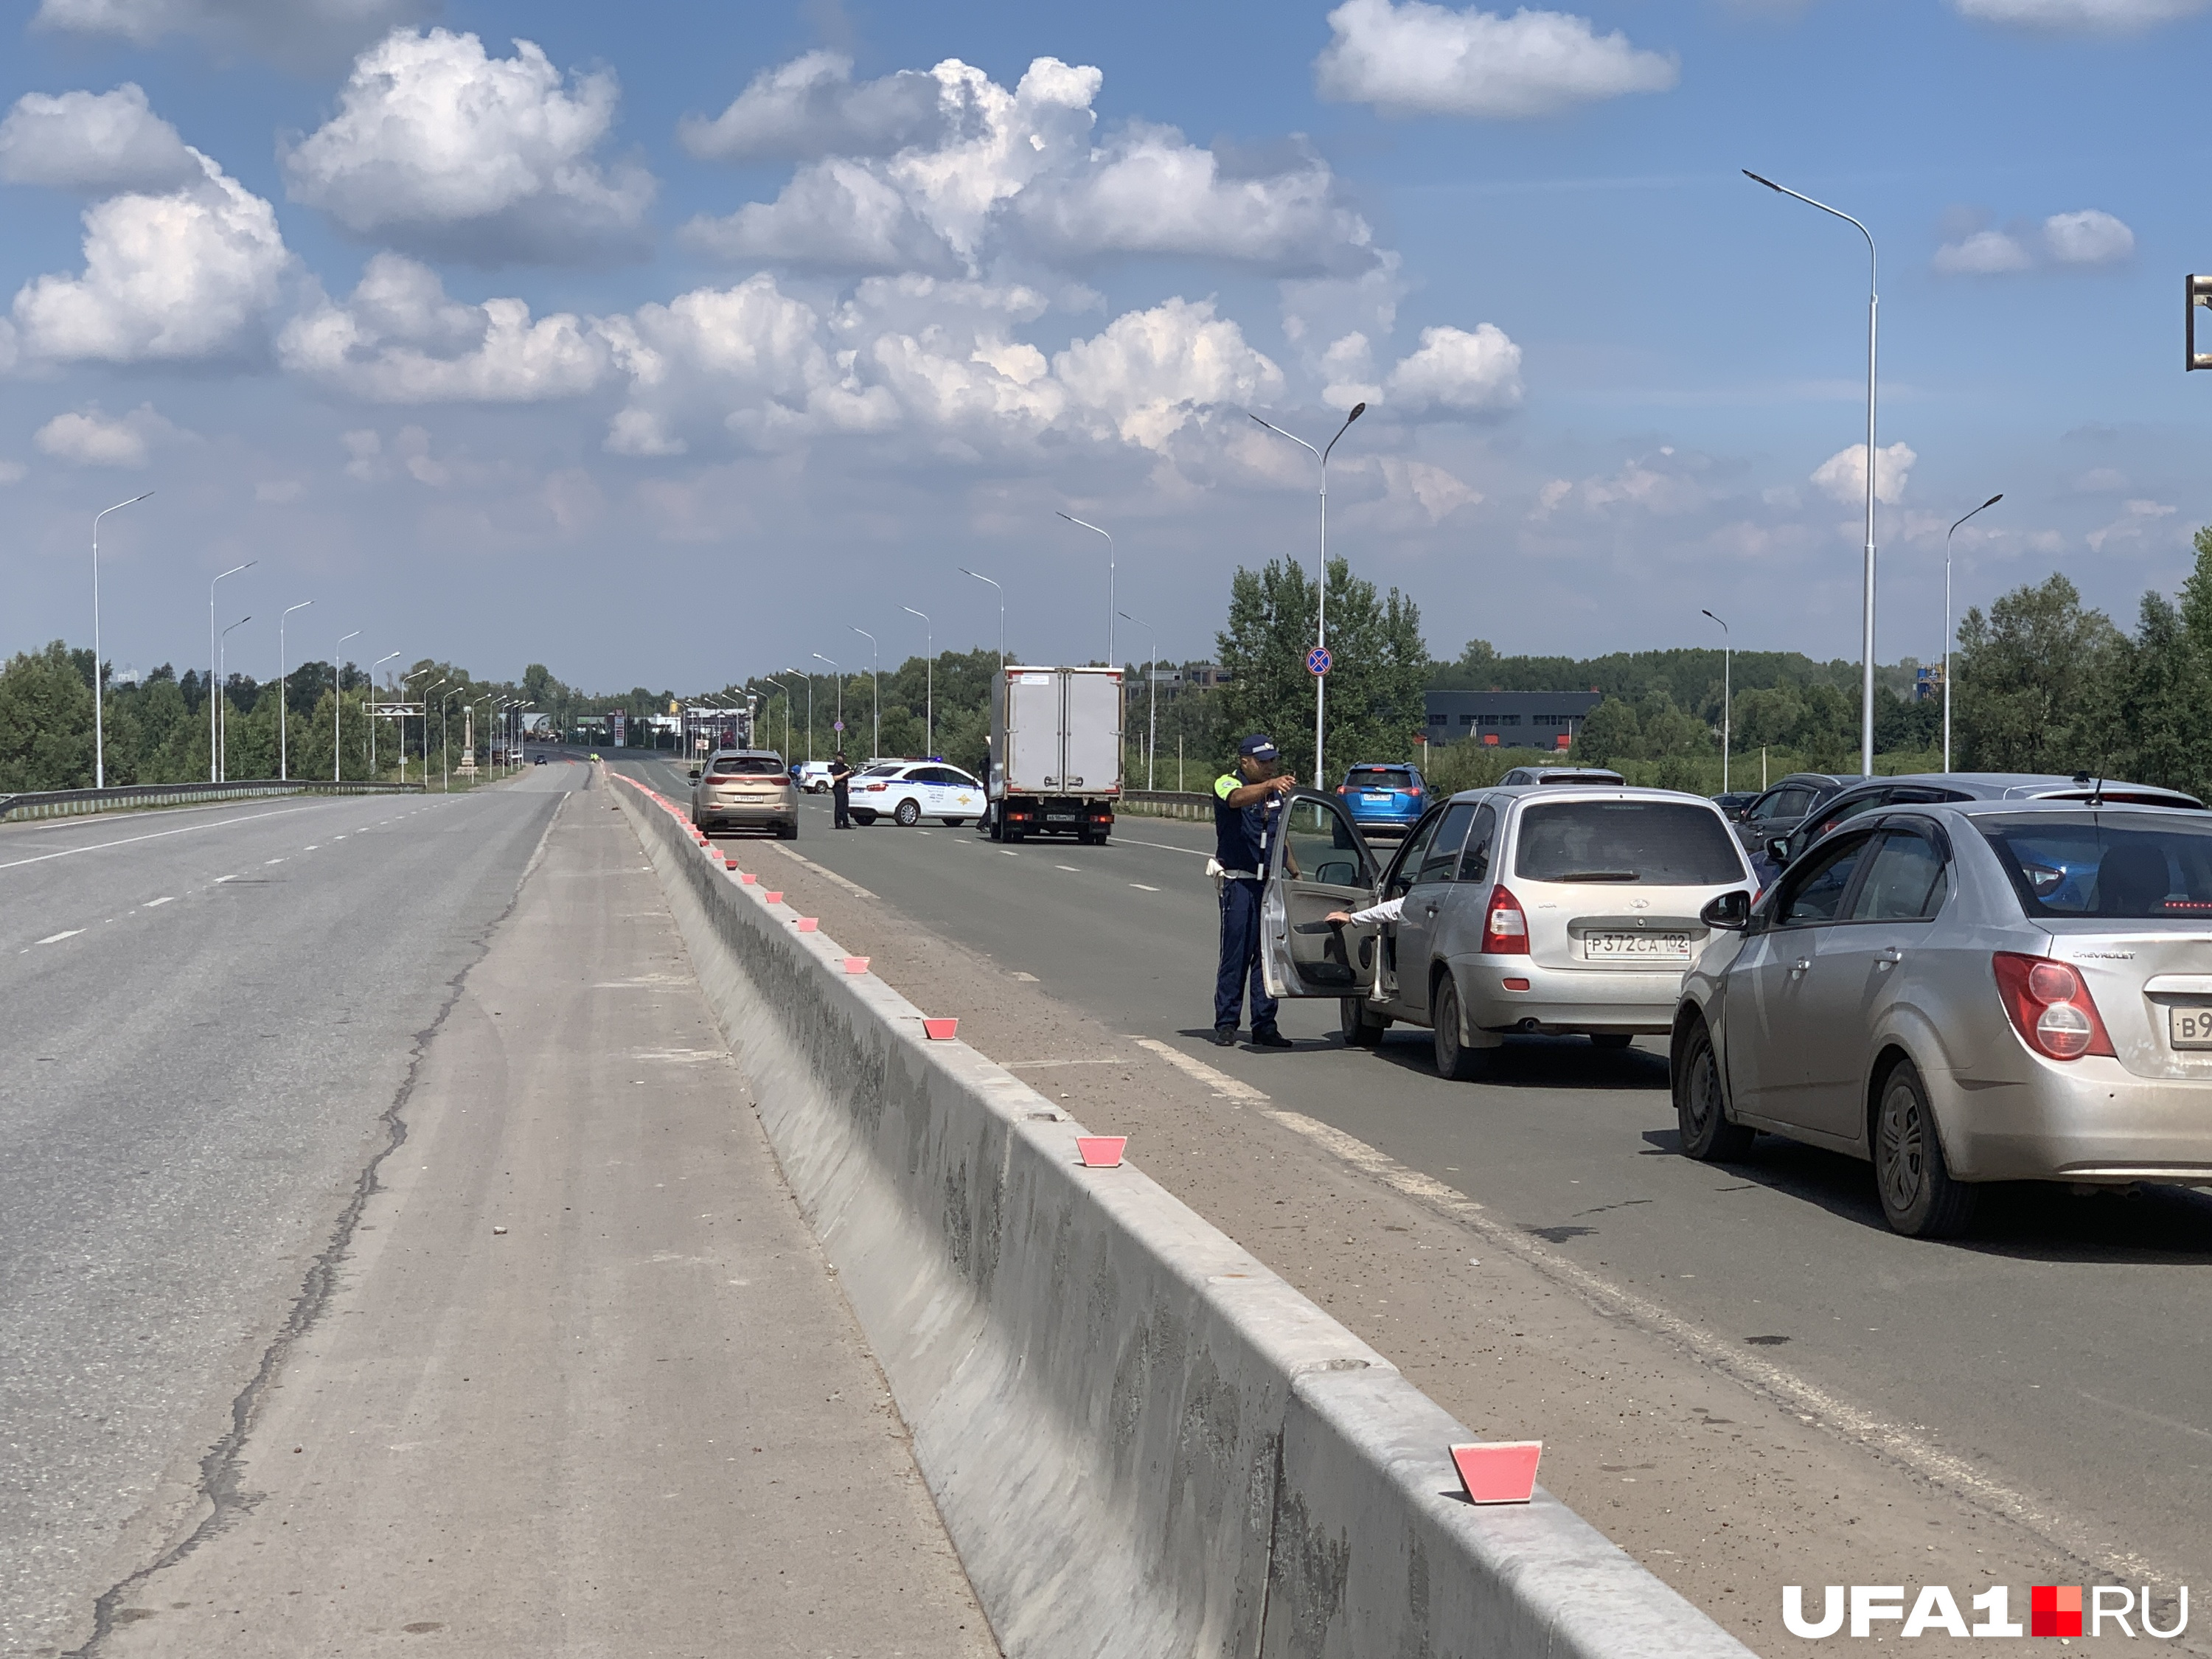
1119,609,1158,791
1943,494,2003,773
1248,402,1365,782
369,652,402,777
208,559,254,782
91,491,153,788
276,600,313,782
1745,168,1879,777
848,626,878,759
1055,513,1114,667
902,606,933,755
333,630,361,781
959,567,1004,672
218,616,251,781
1702,610,1731,795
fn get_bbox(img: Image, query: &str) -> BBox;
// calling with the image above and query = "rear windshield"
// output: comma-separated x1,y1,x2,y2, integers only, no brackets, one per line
1346,768,1413,790
712,755,785,776
1514,801,1746,886
1978,813,2212,919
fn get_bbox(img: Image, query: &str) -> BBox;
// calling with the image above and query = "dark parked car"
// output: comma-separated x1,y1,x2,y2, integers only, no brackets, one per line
1712,791,1756,818
1336,763,1427,837
1762,772,2204,872
1729,773,1855,858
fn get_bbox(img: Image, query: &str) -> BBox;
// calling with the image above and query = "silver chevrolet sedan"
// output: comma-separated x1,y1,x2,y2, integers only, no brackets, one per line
1672,798,2212,1237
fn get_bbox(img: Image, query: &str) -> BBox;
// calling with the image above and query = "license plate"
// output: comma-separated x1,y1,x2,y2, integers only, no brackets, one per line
2170,1006,2212,1048
1582,931,1691,960
1047,813,1077,822
1363,793,1391,803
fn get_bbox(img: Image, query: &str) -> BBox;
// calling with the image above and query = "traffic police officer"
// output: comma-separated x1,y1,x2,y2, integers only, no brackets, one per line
1212,734,1298,1047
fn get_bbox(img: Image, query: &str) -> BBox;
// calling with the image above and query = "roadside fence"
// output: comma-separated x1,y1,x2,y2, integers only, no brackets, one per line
0,779,425,825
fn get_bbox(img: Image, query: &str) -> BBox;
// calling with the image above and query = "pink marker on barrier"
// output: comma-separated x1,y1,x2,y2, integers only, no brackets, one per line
764,891,783,904
1450,1441,1543,1505
844,956,870,974
922,1017,959,1040
739,872,757,885
795,917,819,933
1077,1136,1126,1169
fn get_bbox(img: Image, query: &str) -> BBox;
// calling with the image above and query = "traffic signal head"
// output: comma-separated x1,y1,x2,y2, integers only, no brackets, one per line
2188,274,2212,371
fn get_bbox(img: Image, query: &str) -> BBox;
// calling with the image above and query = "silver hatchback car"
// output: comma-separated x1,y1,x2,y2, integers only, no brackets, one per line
1673,799,2212,1237
1261,785,1754,1078
689,748,798,839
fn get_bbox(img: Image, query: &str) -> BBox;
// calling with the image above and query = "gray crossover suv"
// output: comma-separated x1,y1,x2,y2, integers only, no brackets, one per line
1674,799,2212,1237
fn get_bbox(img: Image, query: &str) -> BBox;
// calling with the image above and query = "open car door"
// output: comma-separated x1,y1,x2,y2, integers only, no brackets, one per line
1262,790,1382,999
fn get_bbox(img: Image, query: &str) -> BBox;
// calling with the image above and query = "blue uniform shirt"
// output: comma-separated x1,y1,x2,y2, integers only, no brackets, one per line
1214,773,1281,874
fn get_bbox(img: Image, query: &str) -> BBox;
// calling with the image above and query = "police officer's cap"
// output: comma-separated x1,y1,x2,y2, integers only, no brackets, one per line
1237,734,1279,761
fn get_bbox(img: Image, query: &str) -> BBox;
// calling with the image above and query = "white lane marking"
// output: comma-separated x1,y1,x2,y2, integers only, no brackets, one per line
35,930,83,945
766,843,875,900
264,858,285,866
915,829,931,835
143,896,175,907
1001,849,1018,858
1055,864,1081,872
1114,836,1209,858
1130,1037,1270,1103
1129,883,1161,892
303,844,319,851
1002,1057,1128,1071
0,802,327,873
1253,1103,2150,1582
215,874,238,883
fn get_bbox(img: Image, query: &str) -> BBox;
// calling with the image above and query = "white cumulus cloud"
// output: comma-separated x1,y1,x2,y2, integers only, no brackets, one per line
1935,209,2133,275
1384,323,1523,415
12,149,291,364
1933,228,2032,276
33,403,178,467
2043,209,2134,266
279,253,611,402
282,28,655,265
1314,0,1678,119
0,85,198,194
683,54,1375,278
1812,440,1915,507
1952,0,2210,31
31,0,431,67
678,51,945,162
1053,297,1284,448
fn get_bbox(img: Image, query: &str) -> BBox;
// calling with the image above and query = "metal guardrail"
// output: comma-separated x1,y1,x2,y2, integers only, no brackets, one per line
0,778,426,824
1117,789,1214,821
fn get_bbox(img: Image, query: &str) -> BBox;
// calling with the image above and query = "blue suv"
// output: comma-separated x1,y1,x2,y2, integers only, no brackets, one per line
1338,762,1427,837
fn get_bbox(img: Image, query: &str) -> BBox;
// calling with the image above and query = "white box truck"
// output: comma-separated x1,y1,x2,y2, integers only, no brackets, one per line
986,666,1124,844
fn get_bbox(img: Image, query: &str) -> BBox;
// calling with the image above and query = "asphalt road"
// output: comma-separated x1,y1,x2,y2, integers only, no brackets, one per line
626,757,2212,1589
0,769,574,1657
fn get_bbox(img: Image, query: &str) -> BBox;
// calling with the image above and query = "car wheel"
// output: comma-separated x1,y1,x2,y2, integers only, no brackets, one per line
852,810,877,826
1674,1019,1755,1161
942,818,964,827
1340,995,1390,1048
1590,1032,1634,1051
778,821,798,841
1874,1059,1976,1239
893,798,922,827
1432,975,1483,1082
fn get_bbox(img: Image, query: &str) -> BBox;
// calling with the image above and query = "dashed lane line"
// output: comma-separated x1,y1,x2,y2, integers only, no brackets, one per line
1128,1037,1270,1104
1129,883,1161,891
0,801,329,873
35,929,83,945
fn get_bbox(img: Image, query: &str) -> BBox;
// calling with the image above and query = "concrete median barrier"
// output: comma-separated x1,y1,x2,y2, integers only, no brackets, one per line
608,769,1752,1659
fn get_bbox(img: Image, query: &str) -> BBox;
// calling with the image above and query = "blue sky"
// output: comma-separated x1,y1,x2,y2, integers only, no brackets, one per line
1,0,2207,692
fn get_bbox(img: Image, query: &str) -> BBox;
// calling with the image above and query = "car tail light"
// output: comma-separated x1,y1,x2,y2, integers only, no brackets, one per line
1408,786,1422,796
1481,886,1528,955
864,782,886,792
1336,785,1348,794
1992,953,2115,1061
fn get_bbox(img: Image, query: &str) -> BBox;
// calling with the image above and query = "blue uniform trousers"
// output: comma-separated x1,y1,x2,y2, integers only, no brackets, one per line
1214,877,1279,1035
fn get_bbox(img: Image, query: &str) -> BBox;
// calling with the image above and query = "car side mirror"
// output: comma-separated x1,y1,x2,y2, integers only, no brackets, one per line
1764,835,1791,868
1700,889,1751,931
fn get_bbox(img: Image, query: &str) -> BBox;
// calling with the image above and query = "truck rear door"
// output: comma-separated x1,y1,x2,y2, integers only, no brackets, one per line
1059,670,1123,793
1001,671,1060,793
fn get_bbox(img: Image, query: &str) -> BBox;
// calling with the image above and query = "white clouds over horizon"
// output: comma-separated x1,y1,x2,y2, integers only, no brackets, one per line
0,85,199,194
30,0,431,67
1314,0,1677,119
684,55,1377,279
32,403,181,467
1934,208,2135,274
282,29,655,265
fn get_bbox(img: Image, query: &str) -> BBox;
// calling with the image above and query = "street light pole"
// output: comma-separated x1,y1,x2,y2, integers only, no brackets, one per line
1702,610,1731,795
1943,493,2003,773
334,630,361,781
959,568,1004,671
1056,513,1115,668
276,601,313,782
1248,403,1366,784
369,651,401,778
1119,609,1158,790
404,669,439,786
849,627,878,758
902,607,933,755
209,559,254,782
789,667,813,762
219,616,250,779
91,491,153,788
1745,169,1879,778
811,654,842,749
440,685,461,791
